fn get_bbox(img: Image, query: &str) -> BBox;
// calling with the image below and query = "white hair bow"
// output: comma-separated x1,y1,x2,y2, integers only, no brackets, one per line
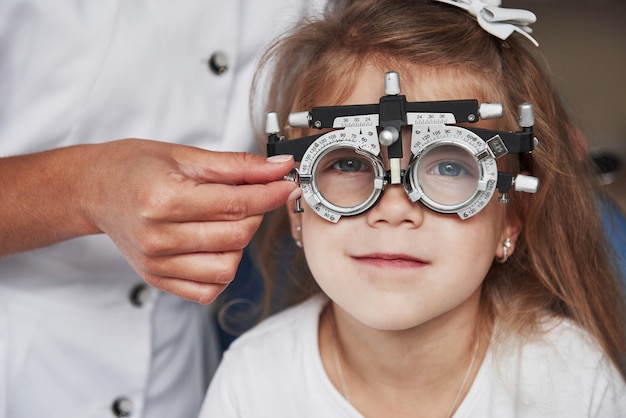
434,0,539,46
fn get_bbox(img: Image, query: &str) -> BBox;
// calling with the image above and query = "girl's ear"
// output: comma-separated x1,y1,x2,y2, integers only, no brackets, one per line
286,200,302,244
496,213,522,261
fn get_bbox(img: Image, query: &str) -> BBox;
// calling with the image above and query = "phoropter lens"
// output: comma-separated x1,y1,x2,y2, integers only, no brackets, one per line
416,144,480,206
315,147,378,208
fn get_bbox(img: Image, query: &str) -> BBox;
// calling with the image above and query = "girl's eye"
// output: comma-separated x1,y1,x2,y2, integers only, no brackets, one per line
430,161,468,177
333,158,365,173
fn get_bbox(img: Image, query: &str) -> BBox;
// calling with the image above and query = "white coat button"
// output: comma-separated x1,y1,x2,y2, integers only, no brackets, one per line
208,51,228,75
111,397,133,417
129,284,150,307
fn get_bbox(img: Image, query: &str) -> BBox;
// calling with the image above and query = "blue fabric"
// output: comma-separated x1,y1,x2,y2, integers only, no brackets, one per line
601,199,626,282
216,247,265,351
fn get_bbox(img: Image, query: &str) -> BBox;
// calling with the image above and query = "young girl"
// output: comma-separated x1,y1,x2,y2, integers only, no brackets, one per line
201,0,626,416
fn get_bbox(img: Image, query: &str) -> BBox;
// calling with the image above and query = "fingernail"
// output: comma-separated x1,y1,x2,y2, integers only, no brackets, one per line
288,187,302,201
267,154,294,163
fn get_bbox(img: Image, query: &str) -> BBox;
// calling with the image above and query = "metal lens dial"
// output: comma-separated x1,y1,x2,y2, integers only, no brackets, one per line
408,126,498,219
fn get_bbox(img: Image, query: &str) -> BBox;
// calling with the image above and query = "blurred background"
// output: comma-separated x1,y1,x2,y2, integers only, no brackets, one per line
516,0,625,209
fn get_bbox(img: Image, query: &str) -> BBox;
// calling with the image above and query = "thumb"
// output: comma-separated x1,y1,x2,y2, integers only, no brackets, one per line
179,149,295,185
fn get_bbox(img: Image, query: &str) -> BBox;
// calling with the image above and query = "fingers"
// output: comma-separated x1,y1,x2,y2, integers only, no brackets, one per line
200,180,300,219
141,250,245,304
139,179,299,223
134,215,264,256
177,149,296,185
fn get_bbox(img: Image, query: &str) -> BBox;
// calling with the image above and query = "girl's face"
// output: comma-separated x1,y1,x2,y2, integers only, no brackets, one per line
288,64,519,332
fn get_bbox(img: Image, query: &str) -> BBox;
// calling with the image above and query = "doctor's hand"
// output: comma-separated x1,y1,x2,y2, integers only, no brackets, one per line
0,139,299,304
85,139,299,304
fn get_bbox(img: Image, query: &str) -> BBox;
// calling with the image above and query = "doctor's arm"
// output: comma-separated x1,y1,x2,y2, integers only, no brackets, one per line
0,139,298,303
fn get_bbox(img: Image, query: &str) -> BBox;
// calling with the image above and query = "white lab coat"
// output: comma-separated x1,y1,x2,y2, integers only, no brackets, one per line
0,1,323,417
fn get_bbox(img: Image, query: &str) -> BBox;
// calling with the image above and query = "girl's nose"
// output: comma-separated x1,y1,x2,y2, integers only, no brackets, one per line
365,184,425,228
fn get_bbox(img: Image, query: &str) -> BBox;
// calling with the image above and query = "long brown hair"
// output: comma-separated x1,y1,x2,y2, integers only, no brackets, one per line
252,0,626,375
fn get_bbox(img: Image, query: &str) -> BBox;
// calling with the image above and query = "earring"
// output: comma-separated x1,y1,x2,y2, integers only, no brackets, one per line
498,237,512,263
294,225,302,248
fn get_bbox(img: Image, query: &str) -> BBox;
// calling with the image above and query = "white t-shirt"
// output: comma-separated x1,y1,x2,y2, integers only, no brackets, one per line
0,1,323,417
202,294,626,417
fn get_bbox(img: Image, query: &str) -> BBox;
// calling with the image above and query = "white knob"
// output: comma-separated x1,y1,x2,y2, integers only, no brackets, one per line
514,174,539,193
384,72,401,95
518,103,534,128
288,111,310,128
265,112,280,134
479,103,503,119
